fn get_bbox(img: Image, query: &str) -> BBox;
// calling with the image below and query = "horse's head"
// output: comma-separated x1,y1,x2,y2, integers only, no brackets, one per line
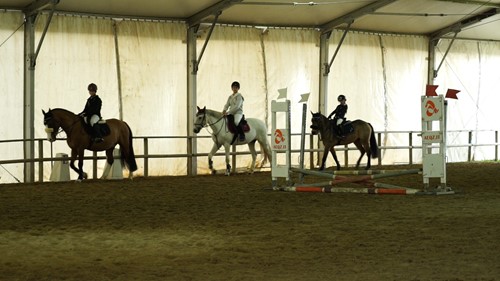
42,109,60,142
310,111,324,135
193,106,207,134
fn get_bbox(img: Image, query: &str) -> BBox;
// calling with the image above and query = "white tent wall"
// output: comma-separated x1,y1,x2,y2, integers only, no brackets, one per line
380,35,428,164
116,20,187,176
34,14,120,181
434,39,500,162
262,28,320,168
0,11,24,183
2,10,500,183
327,31,428,167
196,25,267,173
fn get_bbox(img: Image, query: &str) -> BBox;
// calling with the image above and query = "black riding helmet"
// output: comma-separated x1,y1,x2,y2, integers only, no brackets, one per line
337,94,346,101
231,81,240,89
88,83,98,92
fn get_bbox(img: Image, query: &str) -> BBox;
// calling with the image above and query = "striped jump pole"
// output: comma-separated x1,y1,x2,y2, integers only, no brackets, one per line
291,167,421,184
275,186,422,195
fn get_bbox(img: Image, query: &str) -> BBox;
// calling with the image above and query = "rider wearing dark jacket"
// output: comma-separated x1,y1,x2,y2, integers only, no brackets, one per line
79,83,103,142
328,94,348,137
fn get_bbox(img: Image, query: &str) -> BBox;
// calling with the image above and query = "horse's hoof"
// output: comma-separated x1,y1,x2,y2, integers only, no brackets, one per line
211,170,216,175
83,172,88,179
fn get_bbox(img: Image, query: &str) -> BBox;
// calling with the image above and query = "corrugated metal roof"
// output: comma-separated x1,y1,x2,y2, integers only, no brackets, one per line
1,0,499,40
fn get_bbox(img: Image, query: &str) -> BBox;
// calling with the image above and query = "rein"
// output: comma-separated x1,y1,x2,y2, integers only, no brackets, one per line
198,112,226,145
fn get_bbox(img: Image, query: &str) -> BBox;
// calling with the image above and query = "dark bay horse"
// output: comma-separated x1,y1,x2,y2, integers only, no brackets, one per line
42,108,138,180
310,112,378,170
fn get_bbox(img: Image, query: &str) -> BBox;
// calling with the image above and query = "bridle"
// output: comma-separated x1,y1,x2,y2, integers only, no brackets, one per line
195,110,228,147
44,113,80,139
310,114,323,140
195,110,225,133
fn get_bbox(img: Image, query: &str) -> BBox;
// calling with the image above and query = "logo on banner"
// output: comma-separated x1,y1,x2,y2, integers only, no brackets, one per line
425,100,439,117
272,129,288,151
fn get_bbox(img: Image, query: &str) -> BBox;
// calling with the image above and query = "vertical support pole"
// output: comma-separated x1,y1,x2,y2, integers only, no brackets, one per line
318,32,330,167
38,139,44,182
23,15,36,183
187,26,198,176
427,39,437,84
143,137,149,177
93,151,98,179
495,130,498,161
468,131,473,162
271,100,291,187
409,132,413,165
113,21,124,120
299,103,307,183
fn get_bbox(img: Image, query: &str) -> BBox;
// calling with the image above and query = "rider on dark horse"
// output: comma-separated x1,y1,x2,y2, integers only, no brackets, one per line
222,81,245,142
328,94,348,138
78,83,103,143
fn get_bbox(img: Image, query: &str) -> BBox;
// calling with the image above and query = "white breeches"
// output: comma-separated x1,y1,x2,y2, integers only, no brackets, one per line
233,113,242,125
85,115,100,126
336,118,343,126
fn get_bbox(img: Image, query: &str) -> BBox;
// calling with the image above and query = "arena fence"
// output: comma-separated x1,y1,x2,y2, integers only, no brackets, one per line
0,129,499,183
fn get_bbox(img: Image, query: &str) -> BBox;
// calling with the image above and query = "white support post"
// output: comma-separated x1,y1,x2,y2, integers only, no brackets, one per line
421,95,452,193
107,149,123,180
271,99,291,187
50,153,70,182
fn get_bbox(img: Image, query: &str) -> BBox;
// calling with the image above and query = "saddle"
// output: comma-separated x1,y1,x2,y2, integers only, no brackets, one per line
342,121,354,134
226,115,250,134
82,118,111,138
330,119,354,136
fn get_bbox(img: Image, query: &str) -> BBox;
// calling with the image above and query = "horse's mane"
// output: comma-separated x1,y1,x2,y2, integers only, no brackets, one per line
51,108,77,116
205,108,223,118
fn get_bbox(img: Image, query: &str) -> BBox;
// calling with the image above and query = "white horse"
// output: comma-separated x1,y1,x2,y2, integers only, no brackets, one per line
193,106,272,176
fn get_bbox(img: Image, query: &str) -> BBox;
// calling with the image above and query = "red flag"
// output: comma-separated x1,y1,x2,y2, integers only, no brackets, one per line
426,85,438,96
445,89,460,99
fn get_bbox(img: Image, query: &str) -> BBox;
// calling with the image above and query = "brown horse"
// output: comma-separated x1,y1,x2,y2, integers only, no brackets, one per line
42,108,138,180
310,112,378,170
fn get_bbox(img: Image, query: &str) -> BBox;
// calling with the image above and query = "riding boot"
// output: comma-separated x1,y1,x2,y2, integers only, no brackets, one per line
92,124,104,143
338,125,345,138
237,124,245,142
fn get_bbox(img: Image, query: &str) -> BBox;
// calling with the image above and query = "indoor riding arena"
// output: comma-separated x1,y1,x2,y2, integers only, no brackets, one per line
1,163,500,280
1,0,500,280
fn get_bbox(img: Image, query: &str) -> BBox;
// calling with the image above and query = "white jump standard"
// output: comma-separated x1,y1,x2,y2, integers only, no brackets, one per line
270,90,456,195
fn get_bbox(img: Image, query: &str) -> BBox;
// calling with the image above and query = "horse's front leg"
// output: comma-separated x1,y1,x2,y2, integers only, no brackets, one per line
330,147,341,170
208,143,222,175
319,146,329,171
69,149,80,179
223,144,231,176
73,149,86,181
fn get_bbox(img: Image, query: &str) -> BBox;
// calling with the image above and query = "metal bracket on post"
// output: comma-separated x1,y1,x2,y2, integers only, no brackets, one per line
326,20,352,75
196,12,220,71
433,31,458,79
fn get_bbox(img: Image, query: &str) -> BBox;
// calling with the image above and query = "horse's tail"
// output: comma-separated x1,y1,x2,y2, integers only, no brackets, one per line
369,123,379,159
258,138,273,163
122,122,138,172
256,121,272,163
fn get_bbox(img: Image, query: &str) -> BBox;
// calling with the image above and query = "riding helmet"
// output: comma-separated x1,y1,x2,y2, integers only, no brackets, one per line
231,81,240,88
88,83,98,92
337,94,346,101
